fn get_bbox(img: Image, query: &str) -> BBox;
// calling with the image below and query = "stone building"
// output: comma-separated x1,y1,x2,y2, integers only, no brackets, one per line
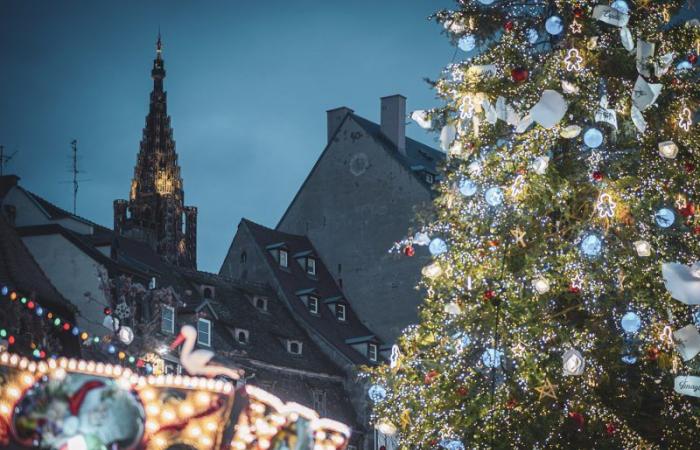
275,96,444,342
113,34,197,270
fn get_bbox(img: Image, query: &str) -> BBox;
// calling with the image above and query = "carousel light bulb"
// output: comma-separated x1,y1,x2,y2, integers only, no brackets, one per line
633,240,651,257
658,141,679,159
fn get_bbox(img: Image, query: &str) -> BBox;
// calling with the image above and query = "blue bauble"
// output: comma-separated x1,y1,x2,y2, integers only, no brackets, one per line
611,0,630,14
429,238,448,256
580,234,603,257
484,187,504,207
584,128,604,148
677,61,693,71
440,440,465,450
452,332,471,351
545,16,564,35
481,348,503,368
458,35,476,52
459,179,478,197
655,208,675,228
368,384,387,403
621,312,642,334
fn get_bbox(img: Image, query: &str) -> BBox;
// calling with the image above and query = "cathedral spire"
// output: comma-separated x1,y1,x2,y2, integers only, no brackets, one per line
113,37,197,270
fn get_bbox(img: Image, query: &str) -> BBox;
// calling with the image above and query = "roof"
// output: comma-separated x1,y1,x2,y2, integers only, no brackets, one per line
276,111,444,229
0,215,77,316
241,218,382,366
174,269,346,378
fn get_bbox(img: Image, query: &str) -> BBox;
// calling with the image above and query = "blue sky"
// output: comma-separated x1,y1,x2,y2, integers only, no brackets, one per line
0,0,455,272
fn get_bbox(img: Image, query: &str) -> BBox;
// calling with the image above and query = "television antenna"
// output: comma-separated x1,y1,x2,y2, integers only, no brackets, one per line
0,145,18,176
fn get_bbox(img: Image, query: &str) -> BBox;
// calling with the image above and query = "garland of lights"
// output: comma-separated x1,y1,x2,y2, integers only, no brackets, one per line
0,285,156,372
370,0,700,448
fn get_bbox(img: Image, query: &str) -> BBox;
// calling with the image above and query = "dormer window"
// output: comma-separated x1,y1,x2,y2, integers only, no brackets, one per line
235,328,249,344
308,296,319,314
279,249,288,268
335,304,346,321
161,306,175,334
368,343,378,361
202,285,215,300
287,340,303,355
254,296,268,312
425,173,435,184
197,319,211,347
306,258,316,276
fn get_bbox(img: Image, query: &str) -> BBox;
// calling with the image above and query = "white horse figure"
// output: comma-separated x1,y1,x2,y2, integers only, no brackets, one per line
170,324,243,380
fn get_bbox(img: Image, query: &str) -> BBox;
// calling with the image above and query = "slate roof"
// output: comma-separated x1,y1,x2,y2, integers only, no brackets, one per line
0,215,76,317
241,219,382,366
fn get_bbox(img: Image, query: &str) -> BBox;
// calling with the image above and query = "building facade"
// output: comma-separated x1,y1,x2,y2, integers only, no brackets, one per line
275,96,444,343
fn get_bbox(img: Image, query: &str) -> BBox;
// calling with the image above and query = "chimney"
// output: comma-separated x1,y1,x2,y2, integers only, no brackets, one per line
380,95,406,156
326,107,354,143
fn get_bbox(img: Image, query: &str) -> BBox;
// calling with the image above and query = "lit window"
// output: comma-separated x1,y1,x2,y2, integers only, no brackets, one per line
161,306,175,334
255,297,268,311
197,319,211,347
335,304,346,321
287,340,303,355
308,296,319,314
368,343,378,361
236,329,249,344
279,250,288,268
307,258,316,275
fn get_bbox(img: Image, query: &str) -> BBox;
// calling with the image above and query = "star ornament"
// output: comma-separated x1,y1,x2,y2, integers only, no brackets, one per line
511,227,527,248
511,342,526,358
535,378,558,401
570,19,583,34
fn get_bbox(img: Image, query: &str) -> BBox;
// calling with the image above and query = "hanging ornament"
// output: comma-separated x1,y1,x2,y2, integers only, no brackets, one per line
483,290,496,301
424,370,439,385
484,187,504,206
532,277,551,294
583,128,604,148
481,348,504,368
673,325,700,361
531,156,549,174
453,332,471,353
580,233,603,257
458,35,476,52
459,179,478,196
403,245,415,257
633,240,651,257
568,412,585,429
411,110,432,129
570,19,582,34
440,440,465,450
511,227,526,248
375,419,397,436
658,141,679,159
595,193,617,218
118,326,134,345
592,171,604,182
444,302,462,315
611,0,630,14
661,262,700,305
562,349,585,375
422,262,442,279
526,28,539,44
655,207,676,228
545,16,564,35
679,107,693,131
573,7,584,18
429,238,448,256
621,311,642,334
534,378,558,400
414,232,430,246
368,384,387,403
504,21,514,32
511,68,529,83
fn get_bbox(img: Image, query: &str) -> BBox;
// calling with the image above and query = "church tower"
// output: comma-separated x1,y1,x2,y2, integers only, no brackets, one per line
114,35,197,269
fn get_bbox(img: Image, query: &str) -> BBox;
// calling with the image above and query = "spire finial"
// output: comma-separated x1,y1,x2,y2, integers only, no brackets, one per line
156,28,162,56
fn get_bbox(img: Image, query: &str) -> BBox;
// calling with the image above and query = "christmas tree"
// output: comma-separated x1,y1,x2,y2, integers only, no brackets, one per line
369,1,700,448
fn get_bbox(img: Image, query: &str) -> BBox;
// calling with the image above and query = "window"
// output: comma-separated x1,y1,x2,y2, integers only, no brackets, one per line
287,340,303,355
308,296,319,314
312,389,326,415
235,328,249,344
202,286,214,300
335,304,346,321
240,251,247,264
161,306,174,334
255,297,268,311
197,319,211,347
306,258,316,276
425,173,434,184
368,343,378,361
279,249,288,268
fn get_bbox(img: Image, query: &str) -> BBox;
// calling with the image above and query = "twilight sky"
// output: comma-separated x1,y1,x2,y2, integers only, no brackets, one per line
2,1,697,272
0,0,454,272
